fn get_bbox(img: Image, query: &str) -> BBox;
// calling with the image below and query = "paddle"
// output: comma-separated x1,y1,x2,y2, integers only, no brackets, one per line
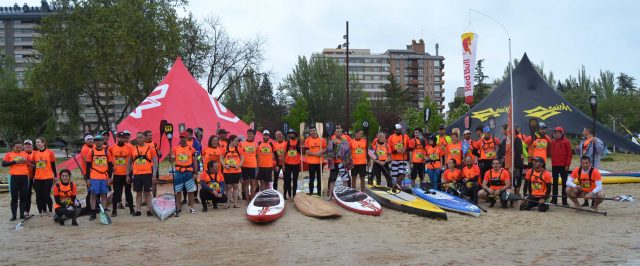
544,194,633,202
315,122,325,191
71,150,111,224
163,122,179,217
518,197,607,216
299,122,305,172
14,214,35,230
154,120,168,197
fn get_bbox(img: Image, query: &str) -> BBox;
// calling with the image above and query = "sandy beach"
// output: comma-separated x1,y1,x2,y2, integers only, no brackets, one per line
1,170,639,266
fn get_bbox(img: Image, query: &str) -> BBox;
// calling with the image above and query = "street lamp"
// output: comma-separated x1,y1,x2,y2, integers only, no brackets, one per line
589,95,598,161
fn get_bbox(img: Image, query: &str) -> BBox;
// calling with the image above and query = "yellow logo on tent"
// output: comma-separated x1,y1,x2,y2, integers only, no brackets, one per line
524,103,572,120
471,106,509,122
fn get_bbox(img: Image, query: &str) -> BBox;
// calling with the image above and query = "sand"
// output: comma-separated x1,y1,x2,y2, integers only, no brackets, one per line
1,173,639,266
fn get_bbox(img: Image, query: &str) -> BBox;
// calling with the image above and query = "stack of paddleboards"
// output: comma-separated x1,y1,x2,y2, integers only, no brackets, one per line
247,189,285,223
366,185,447,220
412,186,481,217
152,194,176,221
333,185,382,216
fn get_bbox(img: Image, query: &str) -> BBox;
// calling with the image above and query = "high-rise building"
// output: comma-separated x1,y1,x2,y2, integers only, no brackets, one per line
1,1,129,134
313,39,445,111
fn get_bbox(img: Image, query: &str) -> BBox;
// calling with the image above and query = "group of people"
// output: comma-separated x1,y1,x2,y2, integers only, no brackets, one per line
2,120,608,225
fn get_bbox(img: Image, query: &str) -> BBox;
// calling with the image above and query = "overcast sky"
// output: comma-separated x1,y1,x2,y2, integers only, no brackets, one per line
14,0,640,110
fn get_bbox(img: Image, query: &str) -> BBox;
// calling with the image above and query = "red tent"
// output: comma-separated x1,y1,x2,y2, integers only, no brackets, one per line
59,58,256,170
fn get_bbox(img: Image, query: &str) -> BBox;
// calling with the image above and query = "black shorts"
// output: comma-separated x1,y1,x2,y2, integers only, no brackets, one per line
257,167,273,182
224,173,241,185
520,196,549,212
350,164,367,178
241,167,257,180
133,174,152,192
512,168,523,187
410,163,426,180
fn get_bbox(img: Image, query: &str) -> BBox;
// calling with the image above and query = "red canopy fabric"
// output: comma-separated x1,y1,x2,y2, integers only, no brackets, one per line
60,58,256,171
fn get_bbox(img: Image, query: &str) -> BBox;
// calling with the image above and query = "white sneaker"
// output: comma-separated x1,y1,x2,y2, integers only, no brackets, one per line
189,208,195,214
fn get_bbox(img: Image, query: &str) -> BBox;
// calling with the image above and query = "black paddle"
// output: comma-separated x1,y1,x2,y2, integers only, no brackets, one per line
517,197,607,216
543,194,633,202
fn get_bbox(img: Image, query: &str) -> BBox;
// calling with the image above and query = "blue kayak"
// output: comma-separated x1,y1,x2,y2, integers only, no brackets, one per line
412,187,481,217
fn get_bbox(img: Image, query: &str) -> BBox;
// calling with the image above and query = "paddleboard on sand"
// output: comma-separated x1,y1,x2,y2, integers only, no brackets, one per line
152,194,176,221
333,185,382,216
247,189,285,223
366,185,447,220
412,186,481,217
294,193,341,218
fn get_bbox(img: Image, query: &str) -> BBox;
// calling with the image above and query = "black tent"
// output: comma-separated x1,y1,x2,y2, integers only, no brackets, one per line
447,53,640,154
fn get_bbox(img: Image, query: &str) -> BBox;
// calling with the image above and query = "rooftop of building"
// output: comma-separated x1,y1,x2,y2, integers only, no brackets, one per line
317,39,444,60
0,1,56,19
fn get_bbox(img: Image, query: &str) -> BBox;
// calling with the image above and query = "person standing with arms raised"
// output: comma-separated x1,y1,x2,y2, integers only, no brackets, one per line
304,126,326,196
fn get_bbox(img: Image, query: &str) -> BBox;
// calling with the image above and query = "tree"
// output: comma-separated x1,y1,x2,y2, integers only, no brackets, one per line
447,103,470,124
383,73,413,113
202,16,265,99
283,56,362,127
351,93,380,140
472,59,491,105
284,97,309,131
31,0,185,132
178,13,212,80
402,97,444,134
616,73,637,95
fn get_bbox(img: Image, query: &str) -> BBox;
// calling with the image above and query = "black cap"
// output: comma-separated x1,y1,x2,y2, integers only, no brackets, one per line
439,124,445,130
218,129,228,134
533,156,545,164
117,132,126,137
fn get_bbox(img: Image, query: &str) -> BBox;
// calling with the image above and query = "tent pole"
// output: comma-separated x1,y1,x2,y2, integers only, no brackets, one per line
509,38,515,177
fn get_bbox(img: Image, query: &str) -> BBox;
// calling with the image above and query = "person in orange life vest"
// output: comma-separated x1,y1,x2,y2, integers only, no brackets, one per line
130,132,158,217
461,156,481,204
199,160,227,211
576,127,605,169
218,129,229,151
203,135,223,174
172,131,199,215
436,124,452,166
327,127,351,200
549,126,572,206
388,124,410,188
473,126,501,181
53,169,80,226
408,128,427,188
257,130,279,192
446,132,463,171
441,158,462,194
478,158,512,208
350,129,368,192
524,122,551,166
567,156,605,211
30,137,57,215
85,134,113,221
370,132,392,186
425,134,443,190
109,132,134,216
304,126,327,196
23,139,35,216
272,130,287,192
239,128,259,202
182,129,202,204
221,135,243,208
2,141,32,221
520,157,552,212
283,129,301,199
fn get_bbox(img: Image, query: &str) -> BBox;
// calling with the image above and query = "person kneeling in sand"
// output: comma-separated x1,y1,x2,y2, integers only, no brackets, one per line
478,159,513,208
53,169,80,226
566,156,605,211
521,157,552,212
200,161,227,212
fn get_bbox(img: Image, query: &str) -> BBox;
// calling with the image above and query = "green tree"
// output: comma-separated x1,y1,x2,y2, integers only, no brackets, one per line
448,103,470,124
285,97,309,130
351,94,379,140
383,73,413,113
472,59,491,105
402,97,444,134
616,73,637,95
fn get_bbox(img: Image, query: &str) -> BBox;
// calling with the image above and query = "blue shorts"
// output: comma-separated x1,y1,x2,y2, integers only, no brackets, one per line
90,179,109,195
174,171,197,193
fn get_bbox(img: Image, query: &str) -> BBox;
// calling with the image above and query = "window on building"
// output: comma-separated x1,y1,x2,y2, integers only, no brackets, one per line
434,69,440,75
418,68,424,75
434,60,441,67
434,85,441,92
395,70,400,76
418,76,424,81
365,75,371,80
338,58,344,63
434,76,441,81
383,66,389,72
373,75,379,80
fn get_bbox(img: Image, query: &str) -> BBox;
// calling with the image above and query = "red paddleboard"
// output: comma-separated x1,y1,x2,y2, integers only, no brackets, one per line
333,186,382,216
246,189,285,223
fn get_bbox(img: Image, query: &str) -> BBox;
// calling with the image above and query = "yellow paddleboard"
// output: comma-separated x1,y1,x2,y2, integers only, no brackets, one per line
365,185,447,220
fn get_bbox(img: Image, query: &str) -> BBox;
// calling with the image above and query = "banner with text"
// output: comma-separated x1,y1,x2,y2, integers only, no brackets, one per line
461,32,478,105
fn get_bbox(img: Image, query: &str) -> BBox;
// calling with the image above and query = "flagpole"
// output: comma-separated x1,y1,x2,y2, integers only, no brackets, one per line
470,9,515,173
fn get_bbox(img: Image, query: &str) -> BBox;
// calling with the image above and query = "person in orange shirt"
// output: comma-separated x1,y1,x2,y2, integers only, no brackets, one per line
199,160,227,211
408,128,426,188
30,137,57,215
222,135,243,208
218,129,229,151
524,123,551,166
425,135,443,190
80,134,94,182
109,132,134,216
85,135,113,221
441,158,462,194
388,124,410,188
478,159,512,208
461,156,481,203
272,130,287,192
349,129,368,191
304,126,327,196
567,156,605,211
131,132,158,216
446,132,463,170
284,129,301,199
203,135,223,173
370,132,392,186
172,132,198,215
257,130,278,192
521,157,552,212
473,126,501,180
53,169,79,226
239,129,259,201
2,141,32,221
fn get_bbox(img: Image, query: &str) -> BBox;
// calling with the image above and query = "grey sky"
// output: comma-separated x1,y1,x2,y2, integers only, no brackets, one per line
15,0,640,110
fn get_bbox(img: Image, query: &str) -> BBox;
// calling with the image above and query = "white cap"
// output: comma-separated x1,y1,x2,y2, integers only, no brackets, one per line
263,130,270,135
463,130,471,135
84,135,94,141
395,124,402,130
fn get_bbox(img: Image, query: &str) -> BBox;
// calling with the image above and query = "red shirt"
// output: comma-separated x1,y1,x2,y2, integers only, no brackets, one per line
550,137,572,167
